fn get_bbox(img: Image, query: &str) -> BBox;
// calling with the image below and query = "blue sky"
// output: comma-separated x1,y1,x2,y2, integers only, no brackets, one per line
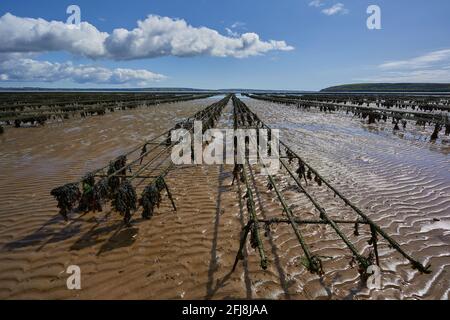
0,0,449,90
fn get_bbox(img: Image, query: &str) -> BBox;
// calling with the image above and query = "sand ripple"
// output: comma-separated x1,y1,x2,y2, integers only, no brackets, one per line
0,97,449,299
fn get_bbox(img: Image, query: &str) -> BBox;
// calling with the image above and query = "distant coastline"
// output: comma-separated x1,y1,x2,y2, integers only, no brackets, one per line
2,83,450,94
321,83,450,93
0,87,312,94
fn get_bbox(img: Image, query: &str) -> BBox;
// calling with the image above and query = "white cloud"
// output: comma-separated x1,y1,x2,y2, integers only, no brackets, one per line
0,13,108,59
379,49,450,70
104,15,293,59
309,0,325,8
322,3,349,16
0,58,166,85
0,52,36,61
359,49,450,83
225,21,246,37
225,28,239,38
231,21,246,29
357,69,450,83
0,13,293,60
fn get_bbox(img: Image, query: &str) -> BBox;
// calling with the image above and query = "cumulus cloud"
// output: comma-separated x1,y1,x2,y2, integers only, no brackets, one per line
0,13,108,59
0,13,293,60
322,3,349,16
104,15,293,59
0,58,166,85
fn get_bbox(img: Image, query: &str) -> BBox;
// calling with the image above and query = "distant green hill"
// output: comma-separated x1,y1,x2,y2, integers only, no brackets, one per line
321,83,450,93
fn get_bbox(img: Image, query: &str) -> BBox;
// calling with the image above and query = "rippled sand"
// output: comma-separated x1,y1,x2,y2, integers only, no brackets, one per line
245,98,450,299
0,97,449,300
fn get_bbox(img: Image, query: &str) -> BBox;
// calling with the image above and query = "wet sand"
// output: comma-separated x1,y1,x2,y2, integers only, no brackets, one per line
0,97,449,299
245,98,450,299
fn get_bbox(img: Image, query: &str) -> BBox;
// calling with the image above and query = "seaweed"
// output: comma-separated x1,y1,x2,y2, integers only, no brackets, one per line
92,178,109,211
314,175,323,187
306,169,313,181
114,155,127,176
106,164,120,195
402,120,407,129
107,155,127,194
78,173,99,212
393,119,400,131
430,123,442,141
50,183,81,220
368,113,377,124
232,164,244,185
296,159,307,183
286,149,295,164
140,182,163,219
113,181,137,225
140,185,159,219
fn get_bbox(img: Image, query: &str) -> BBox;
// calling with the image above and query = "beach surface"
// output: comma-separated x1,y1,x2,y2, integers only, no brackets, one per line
0,97,449,299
